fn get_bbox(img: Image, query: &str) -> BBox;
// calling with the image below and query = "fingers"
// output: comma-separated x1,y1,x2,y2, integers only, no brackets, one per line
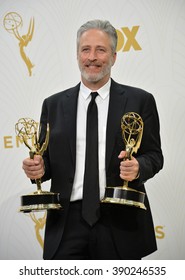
22,155,45,180
118,151,139,181
118,150,127,159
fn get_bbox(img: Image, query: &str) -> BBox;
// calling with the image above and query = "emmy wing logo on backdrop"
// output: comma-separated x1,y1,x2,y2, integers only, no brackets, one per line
3,12,35,76
27,212,46,248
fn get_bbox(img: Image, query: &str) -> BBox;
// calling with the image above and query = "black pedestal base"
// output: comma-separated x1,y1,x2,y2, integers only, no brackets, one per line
20,191,62,212
101,186,146,210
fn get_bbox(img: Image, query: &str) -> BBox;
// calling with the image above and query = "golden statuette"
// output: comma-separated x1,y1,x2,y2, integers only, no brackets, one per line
101,112,146,210
15,118,62,212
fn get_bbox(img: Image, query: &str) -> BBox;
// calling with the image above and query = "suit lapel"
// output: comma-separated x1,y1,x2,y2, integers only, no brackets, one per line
62,83,80,166
106,79,127,171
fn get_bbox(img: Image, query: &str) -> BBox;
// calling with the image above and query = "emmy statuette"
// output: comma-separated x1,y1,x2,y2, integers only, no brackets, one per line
15,118,62,212
101,112,146,210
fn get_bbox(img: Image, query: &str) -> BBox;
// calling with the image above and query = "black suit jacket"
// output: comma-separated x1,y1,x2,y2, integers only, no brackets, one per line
40,79,163,259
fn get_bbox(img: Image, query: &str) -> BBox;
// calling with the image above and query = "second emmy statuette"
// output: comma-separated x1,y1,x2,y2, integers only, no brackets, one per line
101,112,146,210
15,118,62,212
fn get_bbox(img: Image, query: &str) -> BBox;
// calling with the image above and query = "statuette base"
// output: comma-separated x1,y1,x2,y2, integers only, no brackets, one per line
19,191,62,212
101,186,146,210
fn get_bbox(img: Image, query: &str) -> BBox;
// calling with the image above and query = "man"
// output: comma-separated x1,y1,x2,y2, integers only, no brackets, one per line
22,20,163,259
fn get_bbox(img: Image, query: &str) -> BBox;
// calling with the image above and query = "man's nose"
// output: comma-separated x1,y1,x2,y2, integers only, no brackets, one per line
88,49,97,60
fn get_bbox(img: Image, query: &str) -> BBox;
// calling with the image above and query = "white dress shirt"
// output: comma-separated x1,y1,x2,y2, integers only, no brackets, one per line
70,79,111,201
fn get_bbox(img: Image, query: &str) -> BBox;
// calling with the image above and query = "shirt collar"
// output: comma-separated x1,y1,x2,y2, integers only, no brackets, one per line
80,79,111,100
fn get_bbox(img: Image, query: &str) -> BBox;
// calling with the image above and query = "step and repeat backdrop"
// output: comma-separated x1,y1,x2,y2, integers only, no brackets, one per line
0,0,185,260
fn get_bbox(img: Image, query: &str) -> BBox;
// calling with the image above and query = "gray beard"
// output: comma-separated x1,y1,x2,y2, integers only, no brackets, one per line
80,70,106,83
78,61,113,83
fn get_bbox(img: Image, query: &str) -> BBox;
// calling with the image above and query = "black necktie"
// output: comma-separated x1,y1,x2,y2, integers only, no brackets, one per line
82,92,100,226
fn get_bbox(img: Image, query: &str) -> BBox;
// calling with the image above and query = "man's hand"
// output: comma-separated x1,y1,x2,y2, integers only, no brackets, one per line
22,155,45,180
118,151,140,181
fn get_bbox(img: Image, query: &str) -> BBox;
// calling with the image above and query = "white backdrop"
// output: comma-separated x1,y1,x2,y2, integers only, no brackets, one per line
0,0,185,260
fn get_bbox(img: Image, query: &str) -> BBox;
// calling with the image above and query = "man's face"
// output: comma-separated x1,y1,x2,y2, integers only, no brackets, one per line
77,29,116,86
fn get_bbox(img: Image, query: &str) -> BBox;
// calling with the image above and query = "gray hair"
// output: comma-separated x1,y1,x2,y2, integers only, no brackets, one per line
77,19,117,54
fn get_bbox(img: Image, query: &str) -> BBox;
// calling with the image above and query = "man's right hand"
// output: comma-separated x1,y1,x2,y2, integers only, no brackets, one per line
22,155,45,180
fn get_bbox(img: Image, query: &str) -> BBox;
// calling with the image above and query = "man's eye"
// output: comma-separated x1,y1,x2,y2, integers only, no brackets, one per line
97,48,106,52
82,48,89,52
